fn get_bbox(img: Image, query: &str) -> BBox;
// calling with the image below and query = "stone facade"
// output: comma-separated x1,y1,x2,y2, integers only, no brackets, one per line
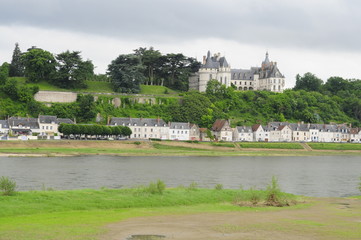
189,51,286,93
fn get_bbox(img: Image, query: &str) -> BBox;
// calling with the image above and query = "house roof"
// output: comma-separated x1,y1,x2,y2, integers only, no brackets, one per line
212,119,229,131
0,120,9,128
109,117,167,127
251,124,262,132
39,115,57,124
169,122,191,130
57,118,74,124
236,126,252,132
8,117,39,129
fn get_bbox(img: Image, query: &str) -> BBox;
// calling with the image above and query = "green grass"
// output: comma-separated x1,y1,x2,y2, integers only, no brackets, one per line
238,142,304,149
308,143,361,150
140,84,179,95
199,142,235,148
0,188,299,240
152,143,204,151
10,77,181,96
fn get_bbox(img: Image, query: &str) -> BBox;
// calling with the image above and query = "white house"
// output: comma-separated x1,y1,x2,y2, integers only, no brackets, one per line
109,117,169,140
212,119,233,141
234,126,253,142
252,124,269,142
169,122,200,141
350,128,361,143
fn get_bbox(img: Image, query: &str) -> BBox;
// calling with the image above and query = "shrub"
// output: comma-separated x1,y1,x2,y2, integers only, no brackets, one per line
265,176,287,206
187,182,198,191
146,180,166,194
215,183,223,190
249,187,262,205
134,141,141,145
0,176,17,196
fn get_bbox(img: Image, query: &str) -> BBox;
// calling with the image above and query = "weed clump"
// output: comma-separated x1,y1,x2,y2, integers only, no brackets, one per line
146,180,166,195
0,176,17,196
214,183,223,190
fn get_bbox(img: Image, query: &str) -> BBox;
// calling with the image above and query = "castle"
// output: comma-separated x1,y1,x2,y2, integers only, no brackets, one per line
189,51,285,92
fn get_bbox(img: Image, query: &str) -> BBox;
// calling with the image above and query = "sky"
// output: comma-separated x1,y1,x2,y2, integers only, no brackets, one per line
1,0,361,89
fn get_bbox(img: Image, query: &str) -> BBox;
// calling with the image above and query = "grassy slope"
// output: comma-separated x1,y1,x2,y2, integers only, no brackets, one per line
308,142,361,150
12,77,180,96
0,188,299,240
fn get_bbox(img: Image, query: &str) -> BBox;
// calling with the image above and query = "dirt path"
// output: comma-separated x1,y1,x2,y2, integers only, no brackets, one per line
102,198,361,240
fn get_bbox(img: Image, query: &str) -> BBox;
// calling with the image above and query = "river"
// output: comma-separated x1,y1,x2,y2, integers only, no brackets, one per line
0,155,360,197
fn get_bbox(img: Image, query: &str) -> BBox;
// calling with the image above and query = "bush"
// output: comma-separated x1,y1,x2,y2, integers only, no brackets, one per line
249,187,262,205
265,176,287,206
187,182,198,191
214,183,223,190
146,180,166,195
0,176,17,196
134,141,141,145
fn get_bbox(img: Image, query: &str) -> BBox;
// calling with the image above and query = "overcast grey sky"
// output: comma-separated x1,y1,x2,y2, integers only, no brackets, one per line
1,0,361,88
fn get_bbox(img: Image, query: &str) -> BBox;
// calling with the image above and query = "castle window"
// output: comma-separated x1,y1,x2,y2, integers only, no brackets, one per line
209,74,212,80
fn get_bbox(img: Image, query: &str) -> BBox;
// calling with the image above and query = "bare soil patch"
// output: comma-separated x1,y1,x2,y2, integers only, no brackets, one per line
102,198,361,240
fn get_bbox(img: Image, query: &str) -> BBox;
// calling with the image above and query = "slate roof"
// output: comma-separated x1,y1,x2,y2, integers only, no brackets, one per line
231,69,258,81
169,122,191,130
0,120,9,128
202,51,229,69
39,115,57,124
236,126,252,133
109,117,167,127
8,117,39,129
57,118,74,124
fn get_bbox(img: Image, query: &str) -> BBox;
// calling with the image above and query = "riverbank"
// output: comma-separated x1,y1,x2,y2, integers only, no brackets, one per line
0,188,359,240
0,140,361,157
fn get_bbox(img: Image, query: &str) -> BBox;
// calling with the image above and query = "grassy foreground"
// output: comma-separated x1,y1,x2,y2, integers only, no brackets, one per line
0,187,299,240
0,140,361,157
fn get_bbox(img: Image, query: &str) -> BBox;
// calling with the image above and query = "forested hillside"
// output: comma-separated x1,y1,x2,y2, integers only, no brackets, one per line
1,44,361,127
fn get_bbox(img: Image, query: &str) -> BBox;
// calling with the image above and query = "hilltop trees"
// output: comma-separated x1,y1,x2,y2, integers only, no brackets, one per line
22,47,57,82
9,43,24,77
55,51,94,89
293,72,323,92
107,54,145,93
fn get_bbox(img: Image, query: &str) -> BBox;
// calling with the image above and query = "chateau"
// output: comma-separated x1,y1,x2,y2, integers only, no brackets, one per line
189,51,286,92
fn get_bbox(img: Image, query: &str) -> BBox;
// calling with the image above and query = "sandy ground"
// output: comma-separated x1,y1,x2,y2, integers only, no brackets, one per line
102,198,361,240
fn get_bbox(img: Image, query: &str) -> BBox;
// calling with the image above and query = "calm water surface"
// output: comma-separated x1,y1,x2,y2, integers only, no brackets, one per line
0,155,360,197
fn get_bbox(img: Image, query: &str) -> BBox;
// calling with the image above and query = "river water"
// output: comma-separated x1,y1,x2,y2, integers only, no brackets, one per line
0,155,360,197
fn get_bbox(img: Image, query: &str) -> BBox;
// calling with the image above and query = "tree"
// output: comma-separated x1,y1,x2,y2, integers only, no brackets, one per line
0,62,10,84
121,126,132,137
324,76,350,95
75,94,96,122
9,43,24,77
107,54,145,93
55,51,93,89
293,72,323,92
22,48,57,82
134,47,162,85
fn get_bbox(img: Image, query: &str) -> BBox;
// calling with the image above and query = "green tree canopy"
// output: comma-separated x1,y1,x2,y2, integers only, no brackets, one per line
9,43,24,77
293,72,323,92
22,47,57,82
55,51,93,89
107,54,145,93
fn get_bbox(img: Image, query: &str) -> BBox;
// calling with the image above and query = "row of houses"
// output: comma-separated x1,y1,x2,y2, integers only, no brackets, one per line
109,118,361,143
0,116,74,140
1,116,361,143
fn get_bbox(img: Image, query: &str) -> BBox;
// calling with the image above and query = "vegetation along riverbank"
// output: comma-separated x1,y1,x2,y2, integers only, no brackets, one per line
0,177,360,240
1,140,361,157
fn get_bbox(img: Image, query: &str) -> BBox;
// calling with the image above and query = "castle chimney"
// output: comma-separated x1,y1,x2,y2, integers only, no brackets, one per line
203,56,206,64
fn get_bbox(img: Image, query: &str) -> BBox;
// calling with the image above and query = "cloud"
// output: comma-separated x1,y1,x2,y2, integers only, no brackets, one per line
1,0,361,52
